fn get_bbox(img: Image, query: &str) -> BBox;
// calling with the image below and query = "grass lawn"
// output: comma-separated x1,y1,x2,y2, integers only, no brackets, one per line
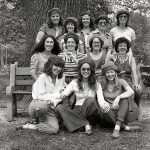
0,114,149,150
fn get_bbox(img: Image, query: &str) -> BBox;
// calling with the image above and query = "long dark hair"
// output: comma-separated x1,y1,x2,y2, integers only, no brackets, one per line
32,34,61,55
43,55,65,79
77,58,96,91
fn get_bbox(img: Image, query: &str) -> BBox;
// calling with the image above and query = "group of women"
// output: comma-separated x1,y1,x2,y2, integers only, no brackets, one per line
16,8,142,139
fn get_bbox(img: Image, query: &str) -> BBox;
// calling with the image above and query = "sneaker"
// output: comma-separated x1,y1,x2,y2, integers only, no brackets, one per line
125,126,142,132
85,124,92,135
111,130,120,139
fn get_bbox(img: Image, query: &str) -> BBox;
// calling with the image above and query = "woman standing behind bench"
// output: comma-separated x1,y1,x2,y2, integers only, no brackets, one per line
30,34,61,81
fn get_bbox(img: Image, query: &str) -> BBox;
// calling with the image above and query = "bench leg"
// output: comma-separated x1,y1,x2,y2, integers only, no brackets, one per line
13,95,17,116
7,94,15,122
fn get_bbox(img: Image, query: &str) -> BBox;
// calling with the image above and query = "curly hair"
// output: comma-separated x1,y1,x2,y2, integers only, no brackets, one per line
77,58,96,91
78,11,95,30
64,17,78,33
31,34,61,55
116,10,130,27
64,32,79,51
43,55,65,79
114,37,131,53
89,34,104,52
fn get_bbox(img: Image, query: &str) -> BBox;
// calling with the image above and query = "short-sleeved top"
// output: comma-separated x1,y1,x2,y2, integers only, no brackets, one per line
62,79,105,106
30,53,49,78
110,26,136,42
58,51,85,77
103,78,128,104
39,23,63,38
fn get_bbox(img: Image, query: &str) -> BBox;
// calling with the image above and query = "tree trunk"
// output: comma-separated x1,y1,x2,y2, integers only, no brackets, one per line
24,0,88,66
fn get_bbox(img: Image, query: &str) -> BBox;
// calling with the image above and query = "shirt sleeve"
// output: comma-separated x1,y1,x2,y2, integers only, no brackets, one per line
96,81,106,106
62,80,76,96
39,24,47,33
131,28,136,41
30,53,39,75
119,79,130,89
32,75,60,101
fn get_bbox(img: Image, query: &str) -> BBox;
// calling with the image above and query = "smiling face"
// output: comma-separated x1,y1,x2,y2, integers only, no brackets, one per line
80,63,91,79
119,13,128,25
51,13,60,25
105,70,116,81
82,14,90,27
66,22,75,33
118,42,128,54
52,65,62,76
44,37,54,52
92,38,102,51
66,37,76,51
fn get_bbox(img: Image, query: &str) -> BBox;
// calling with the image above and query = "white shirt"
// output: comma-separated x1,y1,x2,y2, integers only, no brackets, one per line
110,26,136,42
62,79,105,106
32,73,66,106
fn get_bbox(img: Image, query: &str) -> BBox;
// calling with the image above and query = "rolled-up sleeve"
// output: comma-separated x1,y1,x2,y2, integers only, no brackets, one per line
96,82,106,106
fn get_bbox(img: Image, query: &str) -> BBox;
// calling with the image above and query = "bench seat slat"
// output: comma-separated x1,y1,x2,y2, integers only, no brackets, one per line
12,90,32,94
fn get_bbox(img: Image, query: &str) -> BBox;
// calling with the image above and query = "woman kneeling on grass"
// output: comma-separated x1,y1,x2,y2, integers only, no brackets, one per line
16,55,89,134
99,61,141,139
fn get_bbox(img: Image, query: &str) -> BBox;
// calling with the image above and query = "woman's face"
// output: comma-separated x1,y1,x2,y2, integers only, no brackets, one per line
66,22,75,33
105,70,116,81
92,38,102,51
82,14,90,27
80,63,91,79
118,42,128,54
119,13,128,25
66,38,76,51
51,13,60,25
52,65,62,76
97,19,108,31
44,37,54,52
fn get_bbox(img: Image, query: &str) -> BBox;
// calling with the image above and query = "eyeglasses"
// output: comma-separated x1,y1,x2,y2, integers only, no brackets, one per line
81,67,91,72
119,15,127,19
98,21,107,25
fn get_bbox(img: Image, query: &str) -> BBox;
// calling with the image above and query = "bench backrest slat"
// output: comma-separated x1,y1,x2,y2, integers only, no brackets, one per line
16,67,31,76
16,80,34,86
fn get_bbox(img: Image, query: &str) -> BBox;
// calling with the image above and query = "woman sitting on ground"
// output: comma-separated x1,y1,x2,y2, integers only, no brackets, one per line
16,56,66,134
108,37,142,107
31,34,61,81
99,61,141,139
57,58,106,135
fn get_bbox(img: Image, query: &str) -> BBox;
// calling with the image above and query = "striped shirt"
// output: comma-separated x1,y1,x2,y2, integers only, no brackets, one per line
58,51,85,77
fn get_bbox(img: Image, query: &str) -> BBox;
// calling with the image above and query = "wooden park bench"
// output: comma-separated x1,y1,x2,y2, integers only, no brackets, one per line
6,63,34,121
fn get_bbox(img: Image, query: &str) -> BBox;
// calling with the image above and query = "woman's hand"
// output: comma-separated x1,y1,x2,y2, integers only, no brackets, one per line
112,96,120,110
132,83,141,91
60,93,66,99
101,102,110,113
